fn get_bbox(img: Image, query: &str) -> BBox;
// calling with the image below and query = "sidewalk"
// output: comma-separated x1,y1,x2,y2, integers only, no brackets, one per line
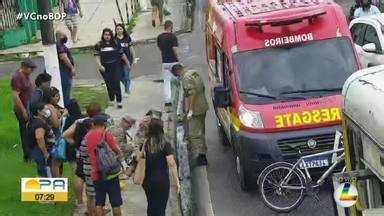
73,75,178,216
131,0,188,42
0,0,189,55
105,75,162,215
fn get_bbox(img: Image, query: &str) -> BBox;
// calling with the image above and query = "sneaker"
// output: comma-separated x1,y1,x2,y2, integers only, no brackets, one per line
117,103,123,109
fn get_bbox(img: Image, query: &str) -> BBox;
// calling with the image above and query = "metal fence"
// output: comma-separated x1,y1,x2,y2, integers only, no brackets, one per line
0,0,19,31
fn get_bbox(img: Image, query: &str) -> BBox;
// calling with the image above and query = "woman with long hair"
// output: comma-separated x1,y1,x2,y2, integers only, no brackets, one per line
141,115,180,216
43,86,68,177
43,86,68,139
29,102,56,177
354,0,380,18
95,28,130,109
115,24,134,94
150,0,164,27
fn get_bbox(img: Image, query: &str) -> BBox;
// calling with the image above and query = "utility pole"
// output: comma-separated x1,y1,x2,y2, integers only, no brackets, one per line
37,0,64,107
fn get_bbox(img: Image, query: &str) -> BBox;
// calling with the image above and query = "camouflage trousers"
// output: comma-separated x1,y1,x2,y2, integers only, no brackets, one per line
186,113,207,158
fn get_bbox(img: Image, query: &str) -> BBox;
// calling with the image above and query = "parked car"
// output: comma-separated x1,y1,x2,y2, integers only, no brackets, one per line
350,14,384,67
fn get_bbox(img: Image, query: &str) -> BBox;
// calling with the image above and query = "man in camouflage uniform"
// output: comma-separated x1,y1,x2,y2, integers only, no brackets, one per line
171,64,209,166
109,116,137,157
108,110,163,158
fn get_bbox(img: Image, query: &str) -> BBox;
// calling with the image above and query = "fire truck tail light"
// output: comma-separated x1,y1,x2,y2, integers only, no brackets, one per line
245,8,326,28
239,106,264,129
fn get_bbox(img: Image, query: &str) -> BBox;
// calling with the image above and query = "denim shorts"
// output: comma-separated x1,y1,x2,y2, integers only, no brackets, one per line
30,147,50,177
95,177,122,208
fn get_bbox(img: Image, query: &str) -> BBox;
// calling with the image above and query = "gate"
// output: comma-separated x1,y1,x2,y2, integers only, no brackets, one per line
0,0,19,31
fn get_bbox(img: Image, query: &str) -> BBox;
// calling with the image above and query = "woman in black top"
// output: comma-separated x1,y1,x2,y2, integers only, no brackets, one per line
141,117,180,216
29,102,56,177
115,24,134,94
63,98,85,162
95,28,130,109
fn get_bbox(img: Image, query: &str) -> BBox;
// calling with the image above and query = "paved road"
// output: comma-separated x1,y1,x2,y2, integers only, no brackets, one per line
189,0,339,215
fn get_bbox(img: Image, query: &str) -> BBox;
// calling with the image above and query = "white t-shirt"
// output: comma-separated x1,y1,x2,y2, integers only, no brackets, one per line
354,5,381,18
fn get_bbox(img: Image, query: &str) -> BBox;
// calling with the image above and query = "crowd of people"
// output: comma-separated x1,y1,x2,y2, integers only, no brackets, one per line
9,0,382,215
11,62,180,215
10,13,209,215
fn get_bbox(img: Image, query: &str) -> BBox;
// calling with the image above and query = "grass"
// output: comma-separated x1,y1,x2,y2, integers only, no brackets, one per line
0,78,108,215
126,7,141,34
72,85,109,112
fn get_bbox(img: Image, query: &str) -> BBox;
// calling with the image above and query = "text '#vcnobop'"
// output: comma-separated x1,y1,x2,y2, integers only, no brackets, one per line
16,12,67,21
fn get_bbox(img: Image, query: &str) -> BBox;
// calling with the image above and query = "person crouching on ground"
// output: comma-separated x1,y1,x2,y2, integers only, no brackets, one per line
30,102,56,177
85,113,127,216
95,28,131,109
142,117,180,216
109,115,137,158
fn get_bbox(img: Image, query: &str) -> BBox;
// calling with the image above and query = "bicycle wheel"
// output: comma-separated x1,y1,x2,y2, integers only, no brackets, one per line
259,162,306,213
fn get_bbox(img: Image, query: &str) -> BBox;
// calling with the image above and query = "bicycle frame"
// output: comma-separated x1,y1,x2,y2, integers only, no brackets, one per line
280,148,344,190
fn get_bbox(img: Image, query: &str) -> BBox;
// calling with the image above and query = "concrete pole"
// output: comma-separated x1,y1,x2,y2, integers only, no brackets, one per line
42,45,64,108
37,0,64,107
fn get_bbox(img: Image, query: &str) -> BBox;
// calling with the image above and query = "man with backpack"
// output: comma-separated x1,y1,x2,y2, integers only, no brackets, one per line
85,113,127,216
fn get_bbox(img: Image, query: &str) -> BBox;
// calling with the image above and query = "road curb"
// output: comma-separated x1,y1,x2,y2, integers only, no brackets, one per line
0,11,193,61
191,166,215,216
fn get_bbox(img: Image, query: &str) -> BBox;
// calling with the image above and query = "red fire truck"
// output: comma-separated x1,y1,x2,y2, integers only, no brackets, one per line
206,0,360,190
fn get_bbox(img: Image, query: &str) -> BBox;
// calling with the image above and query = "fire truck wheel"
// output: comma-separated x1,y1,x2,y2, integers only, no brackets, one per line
235,153,249,191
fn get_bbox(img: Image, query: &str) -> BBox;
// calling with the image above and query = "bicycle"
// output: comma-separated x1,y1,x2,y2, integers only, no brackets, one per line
258,131,344,213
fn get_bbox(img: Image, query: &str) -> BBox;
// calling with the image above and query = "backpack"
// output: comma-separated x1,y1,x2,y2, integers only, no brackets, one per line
95,132,121,181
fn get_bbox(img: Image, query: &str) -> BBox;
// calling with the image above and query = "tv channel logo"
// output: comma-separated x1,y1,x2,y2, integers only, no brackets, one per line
334,183,358,208
21,178,68,202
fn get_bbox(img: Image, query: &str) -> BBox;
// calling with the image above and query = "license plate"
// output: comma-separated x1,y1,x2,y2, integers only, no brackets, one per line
299,158,329,169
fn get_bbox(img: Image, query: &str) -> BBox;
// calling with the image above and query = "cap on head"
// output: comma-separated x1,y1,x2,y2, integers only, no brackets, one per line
21,59,37,69
92,113,111,126
171,64,184,76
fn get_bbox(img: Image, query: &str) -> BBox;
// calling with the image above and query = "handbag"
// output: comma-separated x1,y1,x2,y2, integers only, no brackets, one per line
133,140,147,185
51,117,68,161
51,137,67,161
